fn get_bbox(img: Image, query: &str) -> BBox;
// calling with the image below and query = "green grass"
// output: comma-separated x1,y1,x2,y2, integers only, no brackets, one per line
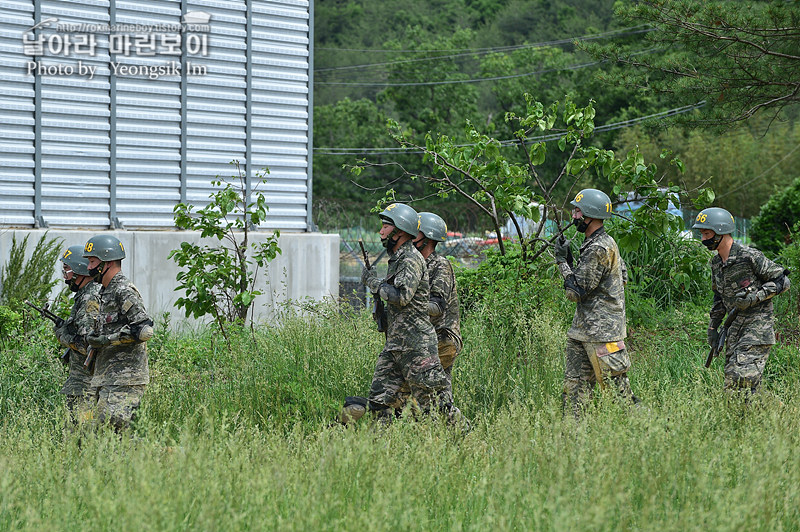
1,291,799,531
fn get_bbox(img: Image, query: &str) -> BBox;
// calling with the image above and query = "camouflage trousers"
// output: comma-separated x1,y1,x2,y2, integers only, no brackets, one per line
563,338,634,415
88,384,146,432
396,339,460,405
368,341,453,417
64,393,94,428
723,344,771,393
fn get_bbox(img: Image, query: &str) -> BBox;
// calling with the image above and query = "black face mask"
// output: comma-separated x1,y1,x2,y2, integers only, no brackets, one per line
68,278,80,292
381,228,400,251
576,218,591,233
88,262,106,283
702,234,723,250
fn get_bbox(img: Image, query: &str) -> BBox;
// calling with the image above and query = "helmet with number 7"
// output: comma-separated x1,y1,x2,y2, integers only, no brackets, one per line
691,207,735,235
379,203,420,236
60,245,91,276
83,234,126,261
570,189,613,219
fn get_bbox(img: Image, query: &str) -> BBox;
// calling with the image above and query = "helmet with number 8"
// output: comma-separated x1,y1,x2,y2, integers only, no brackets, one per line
570,189,613,219
691,207,735,235
83,234,126,261
418,212,447,242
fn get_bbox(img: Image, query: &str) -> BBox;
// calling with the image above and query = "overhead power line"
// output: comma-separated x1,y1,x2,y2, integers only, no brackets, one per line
316,59,603,87
315,47,663,87
313,102,707,156
316,25,653,56
315,26,654,73
716,142,800,199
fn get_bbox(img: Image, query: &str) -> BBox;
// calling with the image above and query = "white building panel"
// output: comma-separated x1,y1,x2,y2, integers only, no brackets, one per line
0,0,312,231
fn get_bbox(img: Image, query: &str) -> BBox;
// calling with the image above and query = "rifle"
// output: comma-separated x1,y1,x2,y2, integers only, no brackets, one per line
83,311,101,371
24,300,64,328
529,220,575,264
704,308,739,368
83,346,96,371
358,239,388,333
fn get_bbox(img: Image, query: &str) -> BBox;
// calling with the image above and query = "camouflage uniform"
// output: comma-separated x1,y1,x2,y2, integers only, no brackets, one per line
709,242,787,393
558,227,634,413
427,251,462,378
396,251,463,405
54,280,101,420
88,272,152,431
367,240,452,416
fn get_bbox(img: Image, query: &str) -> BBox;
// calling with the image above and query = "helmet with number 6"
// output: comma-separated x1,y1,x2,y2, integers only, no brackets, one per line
570,189,613,219
691,207,735,235
83,234,126,261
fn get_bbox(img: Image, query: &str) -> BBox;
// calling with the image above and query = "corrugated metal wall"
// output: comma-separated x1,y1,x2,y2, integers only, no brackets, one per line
0,0,312,231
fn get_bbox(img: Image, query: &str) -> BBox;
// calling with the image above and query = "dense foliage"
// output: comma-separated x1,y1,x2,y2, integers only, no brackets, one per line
0,232,63,309
751,177,800,256
313,0,800,231
586,0,800,127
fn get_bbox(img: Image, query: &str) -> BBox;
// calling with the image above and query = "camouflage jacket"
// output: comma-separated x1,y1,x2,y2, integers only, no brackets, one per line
378,240,437,353
564,227,627,342
55,281,101,395
91,272,152,387
710,242,785,346
426,251,462,351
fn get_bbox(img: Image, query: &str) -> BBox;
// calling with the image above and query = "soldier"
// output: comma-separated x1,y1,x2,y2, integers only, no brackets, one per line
54,245,101,424
553,189,638,415
83,235,154,432
693,207,790,396
343,203,458,425
412,212,462,391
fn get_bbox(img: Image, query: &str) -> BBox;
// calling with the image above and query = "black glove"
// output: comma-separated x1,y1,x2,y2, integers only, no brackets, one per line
707,327,719,348
54,317,65,328
554,237,571,264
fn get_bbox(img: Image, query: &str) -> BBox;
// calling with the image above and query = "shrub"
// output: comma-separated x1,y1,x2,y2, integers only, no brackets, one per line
0,231,63,310
169,161,282,340
751,176,800,256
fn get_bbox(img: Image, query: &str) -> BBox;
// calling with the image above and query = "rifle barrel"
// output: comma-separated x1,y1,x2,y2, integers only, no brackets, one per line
358,239,371,269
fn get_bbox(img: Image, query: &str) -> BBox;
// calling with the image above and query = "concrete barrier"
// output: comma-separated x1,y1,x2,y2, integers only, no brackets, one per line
0,229,339,327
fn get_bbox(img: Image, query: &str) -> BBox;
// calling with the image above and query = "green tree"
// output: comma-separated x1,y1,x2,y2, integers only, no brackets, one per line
613,118,800,218
751,177,800,256
169,162,282,340
585,0,800,127
0,231,63,309
352,95,712,279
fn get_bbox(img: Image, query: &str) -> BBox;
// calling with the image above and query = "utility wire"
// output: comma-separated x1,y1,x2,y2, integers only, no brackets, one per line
316,47,663,87
314,101,706,155
315,26,654,73
716,142,800,199
316,59,602,86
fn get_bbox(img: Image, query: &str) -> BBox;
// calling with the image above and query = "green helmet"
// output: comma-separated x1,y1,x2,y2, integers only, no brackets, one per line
570,189,613,219
379,203,420,236
83,234,126,261
60,245,91,276
418,212,447,242
692,207,734,234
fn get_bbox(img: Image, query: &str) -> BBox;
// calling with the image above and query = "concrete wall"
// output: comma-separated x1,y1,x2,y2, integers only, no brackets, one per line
0,229,339,326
